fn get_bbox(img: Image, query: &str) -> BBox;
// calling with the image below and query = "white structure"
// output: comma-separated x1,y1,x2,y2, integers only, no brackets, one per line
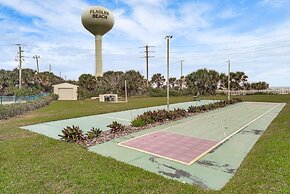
216,88,290,95
81,6,115,77
99,94,118,102
53,83,78,100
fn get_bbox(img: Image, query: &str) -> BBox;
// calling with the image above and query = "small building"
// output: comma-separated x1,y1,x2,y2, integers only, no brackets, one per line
52,83,78,100
99,94,118,102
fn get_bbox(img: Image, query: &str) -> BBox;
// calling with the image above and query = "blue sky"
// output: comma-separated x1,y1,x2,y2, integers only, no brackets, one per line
0,0,290,86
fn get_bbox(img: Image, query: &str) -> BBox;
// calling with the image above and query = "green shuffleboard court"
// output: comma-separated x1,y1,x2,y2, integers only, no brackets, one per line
21,100,285,190
21,100,217,139
89,102,285,190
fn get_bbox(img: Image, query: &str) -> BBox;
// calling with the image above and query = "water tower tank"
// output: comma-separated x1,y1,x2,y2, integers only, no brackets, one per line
81,6,114,77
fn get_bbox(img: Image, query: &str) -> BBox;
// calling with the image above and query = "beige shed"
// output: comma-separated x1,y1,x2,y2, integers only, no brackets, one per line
52,83,78,100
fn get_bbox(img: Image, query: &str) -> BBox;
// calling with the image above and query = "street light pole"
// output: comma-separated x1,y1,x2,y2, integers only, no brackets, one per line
180,60,184,78
165,35,173,110
227,60,231,101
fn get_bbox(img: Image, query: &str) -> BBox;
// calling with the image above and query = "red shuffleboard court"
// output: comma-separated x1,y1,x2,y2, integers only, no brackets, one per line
119,131,218,165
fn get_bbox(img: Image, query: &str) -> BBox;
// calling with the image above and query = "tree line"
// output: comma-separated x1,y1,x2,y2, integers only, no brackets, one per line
0,68,269,97
0,68,63,96
78,69,269,98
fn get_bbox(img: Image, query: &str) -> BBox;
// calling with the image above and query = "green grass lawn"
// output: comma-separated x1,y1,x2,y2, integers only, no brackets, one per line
0,95,289,193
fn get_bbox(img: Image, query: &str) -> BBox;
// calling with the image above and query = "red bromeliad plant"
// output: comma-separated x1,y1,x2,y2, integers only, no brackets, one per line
59,125,86,143
107,121,126,133
86,127,102,140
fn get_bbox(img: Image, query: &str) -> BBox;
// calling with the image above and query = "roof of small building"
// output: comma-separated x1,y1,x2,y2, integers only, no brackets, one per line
52,82,79,88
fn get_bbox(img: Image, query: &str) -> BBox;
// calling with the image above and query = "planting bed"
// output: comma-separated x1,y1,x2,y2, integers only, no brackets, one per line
58,99,241,147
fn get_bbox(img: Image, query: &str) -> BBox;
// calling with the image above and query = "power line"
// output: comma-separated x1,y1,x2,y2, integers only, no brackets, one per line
166,33,290,48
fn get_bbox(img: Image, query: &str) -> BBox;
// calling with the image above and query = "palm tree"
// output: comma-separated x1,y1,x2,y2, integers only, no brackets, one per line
123,70,147,96
230,71,248,90
79,74,97,92
169,77,177,88
218,73,227,90
150,73,165,88
186,69,219,95
101,71,124,94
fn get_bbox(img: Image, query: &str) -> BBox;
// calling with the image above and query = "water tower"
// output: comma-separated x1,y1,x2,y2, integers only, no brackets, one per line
81,6,114,77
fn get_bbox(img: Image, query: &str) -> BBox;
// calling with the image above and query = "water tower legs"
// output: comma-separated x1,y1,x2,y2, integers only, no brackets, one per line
95,35,103,77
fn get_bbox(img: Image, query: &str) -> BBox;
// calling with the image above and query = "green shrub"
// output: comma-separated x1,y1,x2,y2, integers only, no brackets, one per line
13,88,40,97
86,127,102,140
131,108,187,128
148,88,183,97
170,90,183,96
232,98,242,103
131,117,146,127
0,94,58,120
107,121,126,133
148,88,166,97
78,87,95,100
131,99,243,128
173,108,187,117
59,125,86,143
188,105,201,113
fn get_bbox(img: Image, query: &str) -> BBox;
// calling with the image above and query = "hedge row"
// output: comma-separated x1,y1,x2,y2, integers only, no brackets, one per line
131,98,242,127
0,94,58,120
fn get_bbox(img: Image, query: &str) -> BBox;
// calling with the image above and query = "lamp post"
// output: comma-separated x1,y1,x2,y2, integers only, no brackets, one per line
165,35,173,110
227,60,231,101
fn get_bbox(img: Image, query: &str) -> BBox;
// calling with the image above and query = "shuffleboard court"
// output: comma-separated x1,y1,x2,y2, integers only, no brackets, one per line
90,102,285,190
21,100,217,139
118,102,279,165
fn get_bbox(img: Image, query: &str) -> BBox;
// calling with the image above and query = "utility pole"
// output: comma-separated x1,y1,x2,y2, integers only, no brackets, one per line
140,45,154,87
49,64,52,73
16,44,24,89
59,72,62,78
33,55,40,73
227,60,231,101
165,35,173,110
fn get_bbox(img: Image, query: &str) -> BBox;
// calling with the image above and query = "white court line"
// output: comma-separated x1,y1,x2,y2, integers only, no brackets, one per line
243,101,280,105
97,115,131,122
119,143,190,165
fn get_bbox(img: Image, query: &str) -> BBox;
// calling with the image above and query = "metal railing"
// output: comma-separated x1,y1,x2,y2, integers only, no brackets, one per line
0,93,49,105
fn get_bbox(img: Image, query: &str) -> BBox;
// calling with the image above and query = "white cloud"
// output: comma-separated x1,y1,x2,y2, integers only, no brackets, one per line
218,8,242,19
261,0,289,8
0,0,289,86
